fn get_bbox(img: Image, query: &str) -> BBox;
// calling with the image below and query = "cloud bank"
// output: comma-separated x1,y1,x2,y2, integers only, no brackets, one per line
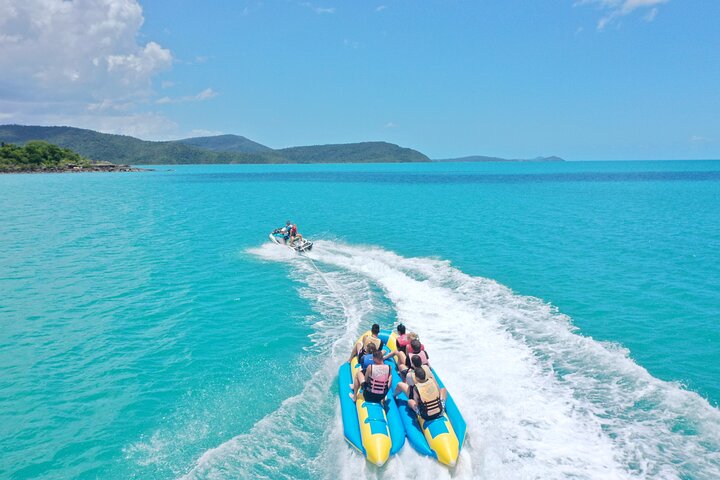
0,0,177,138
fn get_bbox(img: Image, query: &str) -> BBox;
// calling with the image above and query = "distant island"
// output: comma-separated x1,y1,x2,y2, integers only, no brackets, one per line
434,155,564,162
0,124,562,165
0,125,430,165
0,141,144,173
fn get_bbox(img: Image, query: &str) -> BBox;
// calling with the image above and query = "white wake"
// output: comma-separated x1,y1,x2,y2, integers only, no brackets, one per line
182,240,720,480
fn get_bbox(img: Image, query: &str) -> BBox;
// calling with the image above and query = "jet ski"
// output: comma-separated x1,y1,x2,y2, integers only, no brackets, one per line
269,229,313,252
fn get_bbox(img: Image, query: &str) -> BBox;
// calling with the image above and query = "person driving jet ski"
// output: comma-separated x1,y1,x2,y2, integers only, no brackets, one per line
272,220,293,244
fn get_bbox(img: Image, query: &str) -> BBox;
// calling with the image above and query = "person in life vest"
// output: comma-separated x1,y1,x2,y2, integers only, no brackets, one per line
347,323,384,363
395,324,410,355
272,220,292,244
407,367,447,421
287,222,303,246
393,353,435,398
398,339,429,377
350,350,392,403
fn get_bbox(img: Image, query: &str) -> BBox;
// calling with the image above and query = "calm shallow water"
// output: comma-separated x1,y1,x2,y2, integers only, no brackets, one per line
1,161,719,479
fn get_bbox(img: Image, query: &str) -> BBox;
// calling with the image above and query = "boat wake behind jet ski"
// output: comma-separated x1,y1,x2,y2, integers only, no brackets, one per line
269,229,314,253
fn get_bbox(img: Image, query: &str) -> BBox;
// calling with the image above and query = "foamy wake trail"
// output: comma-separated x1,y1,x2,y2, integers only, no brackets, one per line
183,241,720,480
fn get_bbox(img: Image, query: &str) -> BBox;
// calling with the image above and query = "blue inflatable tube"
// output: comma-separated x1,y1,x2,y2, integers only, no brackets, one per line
337,330,405,465
385,331,466,466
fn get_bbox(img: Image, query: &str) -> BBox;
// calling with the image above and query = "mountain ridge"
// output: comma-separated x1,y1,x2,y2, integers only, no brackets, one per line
0,125,429,164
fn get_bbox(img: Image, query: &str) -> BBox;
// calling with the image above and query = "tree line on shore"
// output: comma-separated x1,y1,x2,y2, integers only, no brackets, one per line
0,141,94,172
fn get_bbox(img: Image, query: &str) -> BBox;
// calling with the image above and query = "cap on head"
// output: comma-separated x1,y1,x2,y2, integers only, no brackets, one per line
397,324,406,335
410,339,421,351
371,324,380,335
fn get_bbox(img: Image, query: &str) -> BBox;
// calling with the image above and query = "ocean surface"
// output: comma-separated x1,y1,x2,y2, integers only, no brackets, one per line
1,161,719,479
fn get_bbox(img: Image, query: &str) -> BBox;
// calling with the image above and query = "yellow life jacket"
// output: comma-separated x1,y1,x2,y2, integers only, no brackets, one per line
362,334,381,352
414,379,443,420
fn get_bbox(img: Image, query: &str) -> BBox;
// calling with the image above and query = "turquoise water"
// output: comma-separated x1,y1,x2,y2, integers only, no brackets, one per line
1,161,719,479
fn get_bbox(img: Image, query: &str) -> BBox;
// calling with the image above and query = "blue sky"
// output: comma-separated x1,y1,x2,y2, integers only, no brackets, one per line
1,1,718,159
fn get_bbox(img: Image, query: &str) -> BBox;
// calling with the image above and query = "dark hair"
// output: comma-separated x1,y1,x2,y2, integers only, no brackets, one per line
415,367,426,381
366,344,377,354
410,339,421,352
411,354,423,368
397,324,406,335
371,323,380,335
373,350,384,361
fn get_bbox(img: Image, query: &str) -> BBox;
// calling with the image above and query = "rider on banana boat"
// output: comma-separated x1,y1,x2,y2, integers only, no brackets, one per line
395,324,410,354
347,324,384,363
407,367,447,421
393,354,435,398
350,350,392,403
398,339,429,377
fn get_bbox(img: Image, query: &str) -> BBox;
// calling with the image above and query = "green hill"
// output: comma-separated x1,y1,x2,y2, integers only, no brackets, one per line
177,134,272,153
0,125,429,164
278,142,430,163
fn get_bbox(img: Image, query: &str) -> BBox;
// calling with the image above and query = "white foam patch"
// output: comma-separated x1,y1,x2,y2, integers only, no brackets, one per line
182,240,720,480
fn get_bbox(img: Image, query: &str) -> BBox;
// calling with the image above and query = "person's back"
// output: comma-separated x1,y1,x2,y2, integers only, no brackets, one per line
363,351,391,403
405,355,433,387
359,324,383,356
359,344,377,372
395,324,409,353
405,339,429,368
410,368,444,420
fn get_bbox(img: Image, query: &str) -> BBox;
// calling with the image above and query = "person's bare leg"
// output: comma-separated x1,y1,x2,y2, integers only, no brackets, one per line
407,399,418,413
394,382,409,398
351,371,365,401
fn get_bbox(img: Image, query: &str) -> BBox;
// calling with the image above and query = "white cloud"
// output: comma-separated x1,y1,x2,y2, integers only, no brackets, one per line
187,128,224,138
0,0,176,138
690,135,711,143
155,88,218,104
299,2,335,14
576,0,669,30
161,80,175,89
384,122,398,128
375,5,387,12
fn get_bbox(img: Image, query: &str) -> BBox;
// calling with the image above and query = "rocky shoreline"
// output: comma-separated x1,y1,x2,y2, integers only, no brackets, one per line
1,164,152,173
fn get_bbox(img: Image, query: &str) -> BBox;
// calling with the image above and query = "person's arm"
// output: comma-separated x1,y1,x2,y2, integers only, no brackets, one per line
383,349,398,360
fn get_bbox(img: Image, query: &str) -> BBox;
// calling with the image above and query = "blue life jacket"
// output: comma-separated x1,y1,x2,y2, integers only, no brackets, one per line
360,354,374,371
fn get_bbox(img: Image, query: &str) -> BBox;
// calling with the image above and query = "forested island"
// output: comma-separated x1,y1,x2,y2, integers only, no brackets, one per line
0,141,143,173
0,124,563,165
0,125,430,165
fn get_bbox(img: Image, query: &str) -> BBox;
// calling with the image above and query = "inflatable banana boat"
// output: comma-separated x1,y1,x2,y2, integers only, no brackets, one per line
338,330,405,466
389,334,467,467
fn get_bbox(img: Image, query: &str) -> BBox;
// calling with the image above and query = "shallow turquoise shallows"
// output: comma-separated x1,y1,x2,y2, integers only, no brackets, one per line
1,161,719,479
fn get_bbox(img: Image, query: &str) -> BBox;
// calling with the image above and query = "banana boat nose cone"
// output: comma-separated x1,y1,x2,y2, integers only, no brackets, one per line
435,443,459,467
366,449,389,467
